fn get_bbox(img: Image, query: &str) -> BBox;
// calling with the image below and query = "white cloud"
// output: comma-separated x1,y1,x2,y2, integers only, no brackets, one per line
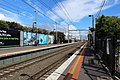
41,24,55,31
0,14,5,19
0,8,21,23
26,0,44,17
46,0,119,40
69,25,77,30
39,23,88,40
0,13,19,22
60,24,89,40
47,0,119,23
69,26,88,40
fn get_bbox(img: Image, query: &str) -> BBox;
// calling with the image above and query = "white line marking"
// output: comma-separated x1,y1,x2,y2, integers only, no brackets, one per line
46,43,86,80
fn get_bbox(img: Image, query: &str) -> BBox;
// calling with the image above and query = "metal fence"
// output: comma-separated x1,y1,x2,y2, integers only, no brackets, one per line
115,39,120,78
95,36,120,78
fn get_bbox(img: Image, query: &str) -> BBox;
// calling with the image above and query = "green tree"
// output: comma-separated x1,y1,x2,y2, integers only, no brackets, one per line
57,32,65,39
0,20,8,29
96,15,120,38
27,27,33,32
37,28,42,33
6,22,23,31
0,20,52,35
23,26,29,32
42,29,48,34
50,31,65,42
32,27,38,32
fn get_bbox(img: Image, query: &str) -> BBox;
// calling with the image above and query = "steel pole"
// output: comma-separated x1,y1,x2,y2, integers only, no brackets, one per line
55,22,57,43
68,24,69,43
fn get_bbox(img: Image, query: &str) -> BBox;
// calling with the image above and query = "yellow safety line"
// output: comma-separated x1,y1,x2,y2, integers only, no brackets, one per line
66,43,87,80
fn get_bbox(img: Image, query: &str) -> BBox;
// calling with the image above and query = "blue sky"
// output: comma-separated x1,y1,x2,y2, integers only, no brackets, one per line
0,0,120,39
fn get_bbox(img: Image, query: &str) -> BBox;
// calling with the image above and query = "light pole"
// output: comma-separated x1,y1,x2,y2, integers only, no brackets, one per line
34,10,38,46
53,29,55,32
89,15,94,46
32,21,36,41
55,22,57,44
88,15,94,28
89,15,95,49
68,24,69,43
53,28,56,44
53,22,57,44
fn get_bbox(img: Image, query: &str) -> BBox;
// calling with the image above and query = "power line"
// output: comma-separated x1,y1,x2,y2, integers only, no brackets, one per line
31,0,69,25
57,0,76,26
37,0,65,22
0,3,34,20
0,6,35,27
0,3,19,14
2,0,32,14
1,0,72,27
52,0,76,26
21,0,59,24
96,0,107,18
3,0,35,19
52,0,70,23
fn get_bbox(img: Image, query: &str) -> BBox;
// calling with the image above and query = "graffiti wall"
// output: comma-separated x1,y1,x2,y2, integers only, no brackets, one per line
0,29,55,47
24,32,37,46
38,34,48,44
48,35,54,44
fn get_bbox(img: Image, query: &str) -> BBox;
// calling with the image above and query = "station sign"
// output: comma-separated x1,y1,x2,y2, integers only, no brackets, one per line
0,28,20,46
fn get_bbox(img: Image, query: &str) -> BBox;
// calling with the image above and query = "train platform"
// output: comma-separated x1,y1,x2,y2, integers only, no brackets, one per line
0,43,78,58
46,43,113,80
0,44,55,54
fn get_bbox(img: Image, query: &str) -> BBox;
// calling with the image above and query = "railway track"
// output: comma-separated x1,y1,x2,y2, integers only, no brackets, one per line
31,45,80,80
32,54,68,80
0,43,83,80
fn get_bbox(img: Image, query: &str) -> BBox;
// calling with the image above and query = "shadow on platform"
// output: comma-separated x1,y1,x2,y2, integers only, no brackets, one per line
80,47,112,80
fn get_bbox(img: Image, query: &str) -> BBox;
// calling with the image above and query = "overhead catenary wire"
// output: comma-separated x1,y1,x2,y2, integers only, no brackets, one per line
37,0,65,22
57,0,76,26
0,3,34,20
0,1,49,27
52,0,72,25
0,0,69,28
21,0,59,25
2,0,33,15
23,1,69,30
52,0,68,20
52,0,76,26
2,0,35,19
31,0,69,25
0,0,70,28
0,3,19,14
0,6,35,27
95,0,107,18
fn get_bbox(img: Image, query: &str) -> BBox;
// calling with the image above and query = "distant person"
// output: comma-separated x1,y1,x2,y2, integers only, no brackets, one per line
37,40,39,45
34,40,38,46
40,38,43,43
